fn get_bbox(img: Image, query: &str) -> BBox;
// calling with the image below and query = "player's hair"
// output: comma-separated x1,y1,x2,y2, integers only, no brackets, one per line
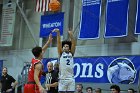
32,46,42,58
110,85,120,93
128,88,135,93
62,40,72,50
95,88,102,92
86,87,93,91
77,84,83,89
3,67,7,70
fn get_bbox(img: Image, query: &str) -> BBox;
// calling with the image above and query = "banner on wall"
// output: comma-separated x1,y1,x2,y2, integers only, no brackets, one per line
0,60,3,79
41,56,140,84
74,56,139,84
79,0,101,39
40,12,64,37
105,0,129,38
135,0,140,34
0,1,16,46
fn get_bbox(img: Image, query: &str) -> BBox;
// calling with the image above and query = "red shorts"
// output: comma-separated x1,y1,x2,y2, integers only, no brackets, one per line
24,84,40,93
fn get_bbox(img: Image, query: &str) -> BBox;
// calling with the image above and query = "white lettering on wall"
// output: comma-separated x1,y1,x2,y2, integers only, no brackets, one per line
80,63,93,78
74,63,81,78
42,22,61,29
74,62,104,78
95,63,104,78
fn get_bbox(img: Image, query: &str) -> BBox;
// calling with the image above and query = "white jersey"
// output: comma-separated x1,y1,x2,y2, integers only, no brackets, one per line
59,52,74,79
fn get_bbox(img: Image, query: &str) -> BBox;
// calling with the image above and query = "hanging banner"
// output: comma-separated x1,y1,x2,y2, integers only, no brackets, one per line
41,56,140,84
135,0,140,34
105,0,129,38
0,60,3,79
79,0,101,39
40,12,64,37
0,1,16,46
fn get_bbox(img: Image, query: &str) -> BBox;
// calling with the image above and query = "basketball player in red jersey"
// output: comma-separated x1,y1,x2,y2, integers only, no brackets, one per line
24,34,52,93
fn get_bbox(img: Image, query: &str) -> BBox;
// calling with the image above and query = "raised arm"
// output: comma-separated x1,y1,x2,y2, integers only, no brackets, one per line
53,28,62,56
68,30,76,56
42,33,52,54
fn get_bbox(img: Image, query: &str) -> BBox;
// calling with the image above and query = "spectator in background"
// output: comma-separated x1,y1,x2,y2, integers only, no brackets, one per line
0,67,18,93
95,88,102,93
110,85,120,93
76,84,83,93
86,87,93,93
128,88,135,93
54,62,59,73
45,62,58,93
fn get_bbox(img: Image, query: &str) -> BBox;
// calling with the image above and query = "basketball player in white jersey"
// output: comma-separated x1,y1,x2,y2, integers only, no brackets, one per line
53,28,76,93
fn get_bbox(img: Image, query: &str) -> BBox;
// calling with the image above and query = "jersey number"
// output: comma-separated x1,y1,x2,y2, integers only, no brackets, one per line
66,59,70,65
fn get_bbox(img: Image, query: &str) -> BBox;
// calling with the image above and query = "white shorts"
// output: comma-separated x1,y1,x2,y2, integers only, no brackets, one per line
58,78,75,92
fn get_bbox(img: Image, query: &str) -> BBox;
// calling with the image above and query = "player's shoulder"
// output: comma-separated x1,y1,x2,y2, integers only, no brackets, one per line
59,52,65,57
62,52,72,55
34,62,42,67
32,58,41,64
34,63,42,70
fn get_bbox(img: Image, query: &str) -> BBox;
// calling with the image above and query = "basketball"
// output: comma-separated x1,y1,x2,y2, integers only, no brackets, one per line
49,0,61,12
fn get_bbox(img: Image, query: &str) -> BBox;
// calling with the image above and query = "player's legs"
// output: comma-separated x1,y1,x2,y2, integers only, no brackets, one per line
24,84,29,93
59,79,75,93
24,84,39,93
59,79,68,92
27,84,36,93
59,78,75,93
66,78,75,92
35,84,40,93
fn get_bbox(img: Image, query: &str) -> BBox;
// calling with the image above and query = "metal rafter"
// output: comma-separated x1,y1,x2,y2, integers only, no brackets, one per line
16,1,38,46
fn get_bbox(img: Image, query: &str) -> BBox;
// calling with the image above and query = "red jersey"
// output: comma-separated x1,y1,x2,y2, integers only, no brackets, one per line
28,58,42,82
